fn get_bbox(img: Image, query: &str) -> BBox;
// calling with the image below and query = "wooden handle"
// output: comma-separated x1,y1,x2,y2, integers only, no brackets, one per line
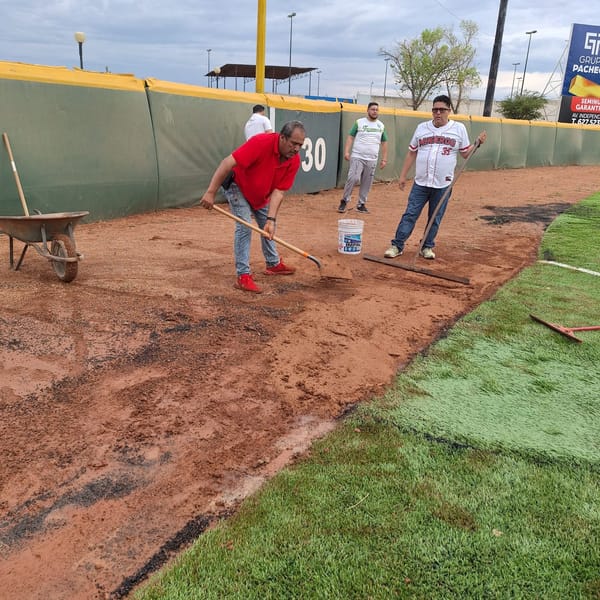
211,203,312,259
2,132,30,216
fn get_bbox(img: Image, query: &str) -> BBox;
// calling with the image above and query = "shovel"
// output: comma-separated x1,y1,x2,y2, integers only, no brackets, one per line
210,204,352,281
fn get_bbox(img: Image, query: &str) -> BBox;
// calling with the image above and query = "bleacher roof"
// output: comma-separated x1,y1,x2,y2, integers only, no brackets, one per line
206,64,315,80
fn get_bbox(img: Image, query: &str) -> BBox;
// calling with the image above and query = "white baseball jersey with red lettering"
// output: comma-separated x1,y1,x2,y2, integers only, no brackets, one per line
408,120,471,188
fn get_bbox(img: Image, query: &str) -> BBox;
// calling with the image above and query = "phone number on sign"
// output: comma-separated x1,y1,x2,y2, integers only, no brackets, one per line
571,117,600,124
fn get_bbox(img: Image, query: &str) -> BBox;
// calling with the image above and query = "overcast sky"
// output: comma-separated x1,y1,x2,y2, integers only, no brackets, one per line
0,1,595,101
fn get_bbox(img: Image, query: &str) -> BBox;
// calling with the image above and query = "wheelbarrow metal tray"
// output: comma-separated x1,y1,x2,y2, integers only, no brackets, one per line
0,211,89,243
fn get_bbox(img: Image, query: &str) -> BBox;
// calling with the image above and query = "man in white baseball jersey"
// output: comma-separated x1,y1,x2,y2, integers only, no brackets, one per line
244,104,273,140
338,102,388,214
384,95,486,259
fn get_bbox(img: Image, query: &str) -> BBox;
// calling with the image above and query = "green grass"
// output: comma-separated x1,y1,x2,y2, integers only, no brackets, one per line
369,274,600,463
136,194,600,600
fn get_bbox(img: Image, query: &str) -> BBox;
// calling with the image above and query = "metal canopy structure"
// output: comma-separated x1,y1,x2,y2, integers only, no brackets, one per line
205,63,316,92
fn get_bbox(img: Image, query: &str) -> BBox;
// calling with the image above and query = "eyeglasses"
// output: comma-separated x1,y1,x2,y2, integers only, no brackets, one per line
432,107,450,113
285,136,305,149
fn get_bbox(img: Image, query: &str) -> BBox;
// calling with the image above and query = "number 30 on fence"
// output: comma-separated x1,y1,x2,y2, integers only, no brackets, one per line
301,137,327,172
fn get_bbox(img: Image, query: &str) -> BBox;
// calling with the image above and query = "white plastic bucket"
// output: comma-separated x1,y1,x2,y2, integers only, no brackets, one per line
338,219,364,255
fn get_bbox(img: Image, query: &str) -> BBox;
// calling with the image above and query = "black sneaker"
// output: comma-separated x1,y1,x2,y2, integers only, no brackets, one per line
356,204,369,214
337,200,348,213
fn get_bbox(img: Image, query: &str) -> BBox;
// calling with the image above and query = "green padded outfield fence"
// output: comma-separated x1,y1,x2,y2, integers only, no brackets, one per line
1,60,599,223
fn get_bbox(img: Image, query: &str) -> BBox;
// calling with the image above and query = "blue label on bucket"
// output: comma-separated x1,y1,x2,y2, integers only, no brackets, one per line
339,233,362,253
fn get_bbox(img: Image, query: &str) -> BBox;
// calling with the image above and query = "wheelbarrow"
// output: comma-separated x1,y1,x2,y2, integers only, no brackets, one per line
0,212,89,282
1,131,88,282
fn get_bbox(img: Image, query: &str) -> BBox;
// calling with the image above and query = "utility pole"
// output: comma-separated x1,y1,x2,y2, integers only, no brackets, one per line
483,0,508,117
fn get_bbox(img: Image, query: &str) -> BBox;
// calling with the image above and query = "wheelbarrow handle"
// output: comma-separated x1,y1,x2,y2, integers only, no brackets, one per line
210,203,321,268
2,132,30,217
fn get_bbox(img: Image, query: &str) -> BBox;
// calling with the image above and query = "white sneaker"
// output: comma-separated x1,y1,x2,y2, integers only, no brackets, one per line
420,247,435,259
384,246,402,258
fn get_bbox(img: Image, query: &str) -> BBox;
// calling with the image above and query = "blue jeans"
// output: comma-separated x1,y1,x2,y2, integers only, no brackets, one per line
391,183,451,251
223,183,279,276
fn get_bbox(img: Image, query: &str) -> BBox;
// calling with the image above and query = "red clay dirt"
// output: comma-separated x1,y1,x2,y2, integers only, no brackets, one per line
1,166,598,599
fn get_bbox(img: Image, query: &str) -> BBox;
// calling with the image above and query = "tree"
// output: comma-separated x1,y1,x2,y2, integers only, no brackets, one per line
380,21,480,112
442,21,481,113
380,28,450,110
497,92,548,120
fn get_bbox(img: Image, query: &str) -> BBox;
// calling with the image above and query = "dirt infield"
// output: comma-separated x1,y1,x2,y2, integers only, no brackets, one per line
1,165,598,599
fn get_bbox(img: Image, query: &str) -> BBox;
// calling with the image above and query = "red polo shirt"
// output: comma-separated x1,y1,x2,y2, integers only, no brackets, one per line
232,133,301,210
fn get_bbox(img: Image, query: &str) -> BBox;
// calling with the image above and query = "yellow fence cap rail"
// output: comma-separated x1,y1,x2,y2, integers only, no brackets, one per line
0,60,146,92
145,78,269,104
530,120,557,129
264,94,341,113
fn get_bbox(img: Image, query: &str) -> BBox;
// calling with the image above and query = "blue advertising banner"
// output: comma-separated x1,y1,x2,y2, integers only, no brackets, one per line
559,23,600,125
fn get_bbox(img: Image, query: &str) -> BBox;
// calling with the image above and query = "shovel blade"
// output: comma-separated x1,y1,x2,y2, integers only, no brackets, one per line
317,253,353,280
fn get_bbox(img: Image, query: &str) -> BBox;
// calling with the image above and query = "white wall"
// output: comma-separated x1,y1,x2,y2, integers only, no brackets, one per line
356,93,560,122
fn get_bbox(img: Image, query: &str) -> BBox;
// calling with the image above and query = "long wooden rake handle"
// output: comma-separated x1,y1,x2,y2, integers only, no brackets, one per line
2,132,30,217
211,203,322,270
414,137,481,262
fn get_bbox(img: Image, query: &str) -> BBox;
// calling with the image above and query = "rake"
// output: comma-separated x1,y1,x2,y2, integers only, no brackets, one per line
364,138,482,286
530,314,600,343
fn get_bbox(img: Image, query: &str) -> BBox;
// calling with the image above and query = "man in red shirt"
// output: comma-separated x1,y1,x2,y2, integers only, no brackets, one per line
200,120,306,293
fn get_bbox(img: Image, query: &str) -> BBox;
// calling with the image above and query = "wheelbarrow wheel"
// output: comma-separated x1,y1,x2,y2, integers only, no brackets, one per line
50,234,78,283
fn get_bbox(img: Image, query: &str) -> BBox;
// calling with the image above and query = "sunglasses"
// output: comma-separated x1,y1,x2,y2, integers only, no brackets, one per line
432,107,450,113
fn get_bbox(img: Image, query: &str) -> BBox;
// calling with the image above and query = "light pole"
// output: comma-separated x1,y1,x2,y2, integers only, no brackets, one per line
287,12,296,95
510,62,520,98
370,81,374,97
74,32,85,69
383,57,391,100
206,49,212,87
317,70,321,96
521,30,537,95
214,66,221,89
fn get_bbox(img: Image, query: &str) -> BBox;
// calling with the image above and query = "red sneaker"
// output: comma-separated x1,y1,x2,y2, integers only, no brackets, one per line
264,260,296,275
235,273,262,293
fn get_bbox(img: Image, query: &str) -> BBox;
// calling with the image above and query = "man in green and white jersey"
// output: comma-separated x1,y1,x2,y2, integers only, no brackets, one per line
338,102,388,214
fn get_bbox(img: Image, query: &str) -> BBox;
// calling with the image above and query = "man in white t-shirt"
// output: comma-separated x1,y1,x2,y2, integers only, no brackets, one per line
384,95,486,260
244,104,273,140
338,102,388,214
